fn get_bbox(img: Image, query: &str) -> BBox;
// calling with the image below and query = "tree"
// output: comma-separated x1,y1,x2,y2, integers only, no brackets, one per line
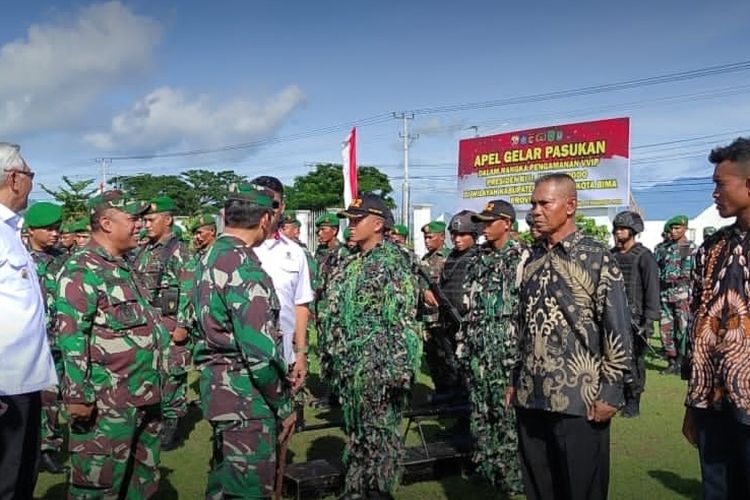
576,213,610,244
40,176,98,220
284,163,395,210
180,169,247,208
110,174,197,215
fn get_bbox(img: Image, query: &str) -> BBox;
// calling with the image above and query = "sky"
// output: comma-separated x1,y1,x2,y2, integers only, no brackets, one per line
3,0,750,220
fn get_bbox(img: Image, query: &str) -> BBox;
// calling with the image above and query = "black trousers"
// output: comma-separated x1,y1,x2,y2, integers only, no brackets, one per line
0,391,41,500
516,408,611,500
693,408,750,500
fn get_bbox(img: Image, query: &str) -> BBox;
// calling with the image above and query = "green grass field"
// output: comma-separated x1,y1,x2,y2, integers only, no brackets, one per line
35,352,702,499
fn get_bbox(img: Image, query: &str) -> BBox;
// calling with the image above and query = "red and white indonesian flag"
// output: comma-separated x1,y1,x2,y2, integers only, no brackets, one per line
342,127,357,207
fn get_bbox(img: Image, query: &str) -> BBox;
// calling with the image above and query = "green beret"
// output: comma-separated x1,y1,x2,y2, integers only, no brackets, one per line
89,190,149,216
60,220,73,234
189,212,216,232
666,215,689,229
392,224,409,237
421,221,446,234
343,227,352,240
282,211,298,225
69,216,91,233
315,213,339,228
147,196,176,214
24,202,62,229
227,183,275,208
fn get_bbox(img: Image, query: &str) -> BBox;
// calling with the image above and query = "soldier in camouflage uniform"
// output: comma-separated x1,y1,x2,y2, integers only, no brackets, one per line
420,221,453,395
654,214,695,374
70,216,92,247
190,183,295,499
177,212,217,343
56,190,166,498
457,200,527,494
134,196,192,449
25,201,67,474
319,194,421,498
58,219,78,255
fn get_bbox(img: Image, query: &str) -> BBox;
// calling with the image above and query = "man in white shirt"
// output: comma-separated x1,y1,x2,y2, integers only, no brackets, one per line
0,143,58,498
251,176,313,393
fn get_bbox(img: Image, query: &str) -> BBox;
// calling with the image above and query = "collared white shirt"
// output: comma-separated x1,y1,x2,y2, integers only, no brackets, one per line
253,233,314,365
0,202,57,395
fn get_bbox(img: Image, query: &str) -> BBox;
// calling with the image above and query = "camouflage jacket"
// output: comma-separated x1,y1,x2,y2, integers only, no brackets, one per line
28,247,66,334
191,234,292,421
318,240,422,395
458,240,529,367
420,246,449,324
134,234,190,328
177,246,209,331
654,239,695,301
56,239,167,408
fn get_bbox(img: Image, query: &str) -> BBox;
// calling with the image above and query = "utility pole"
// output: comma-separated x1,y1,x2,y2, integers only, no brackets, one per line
393,112,418,230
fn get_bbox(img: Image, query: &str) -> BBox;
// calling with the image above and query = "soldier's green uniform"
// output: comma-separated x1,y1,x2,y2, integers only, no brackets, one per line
190,184,292,499
134,196,192,435
654,215,695,368
25,202,67,461
320,195,421,496
56,192,166,498
453,202,527,493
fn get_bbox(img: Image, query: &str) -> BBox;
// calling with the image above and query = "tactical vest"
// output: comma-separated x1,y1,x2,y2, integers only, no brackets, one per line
613,244,647,321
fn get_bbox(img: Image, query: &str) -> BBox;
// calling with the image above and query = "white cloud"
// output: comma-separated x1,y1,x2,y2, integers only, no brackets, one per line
85,85,306,153
0,1,161,135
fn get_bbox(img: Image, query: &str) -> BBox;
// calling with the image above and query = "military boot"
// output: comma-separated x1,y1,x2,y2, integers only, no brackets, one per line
161,418,180,451
39,450,65,474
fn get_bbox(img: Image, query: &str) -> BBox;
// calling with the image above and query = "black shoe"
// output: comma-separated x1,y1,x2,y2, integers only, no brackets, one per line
40,451,65,474
621,399,640,418
161,418,180,451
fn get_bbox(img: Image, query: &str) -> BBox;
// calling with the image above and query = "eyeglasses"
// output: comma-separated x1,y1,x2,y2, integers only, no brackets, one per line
5,169,35,180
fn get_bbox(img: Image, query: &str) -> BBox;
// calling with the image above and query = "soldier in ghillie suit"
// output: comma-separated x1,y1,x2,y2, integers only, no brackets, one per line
190,183,295,499
611,211,661,417
24,201,67,474
134,196,192,449
654,215,695,374
56,191,166,498
457,200,527,494
319,194,421,499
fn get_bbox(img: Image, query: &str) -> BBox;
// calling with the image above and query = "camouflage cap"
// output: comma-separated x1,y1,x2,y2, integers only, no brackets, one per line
60,220,74,234
472,199,516,222
189,212,217,232
666,215,689,229
89,190,149,217
421,220,446,234
146,196,176,214
315,212,339,228
24,201,63,229
392,224,409,237
613,210,644,234
227,182,275,208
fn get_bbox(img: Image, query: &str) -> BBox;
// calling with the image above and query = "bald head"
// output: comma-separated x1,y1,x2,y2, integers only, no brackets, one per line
534,173,577,199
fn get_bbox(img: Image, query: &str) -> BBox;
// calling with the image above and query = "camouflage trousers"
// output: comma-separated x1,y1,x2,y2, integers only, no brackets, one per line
68,404,161,499
467,372,524,494
162,342,191,420
341,384,408,495
424,324,461,394
41,386,63,452
206,419,277,500
660,299,689,358
41,348,64,452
